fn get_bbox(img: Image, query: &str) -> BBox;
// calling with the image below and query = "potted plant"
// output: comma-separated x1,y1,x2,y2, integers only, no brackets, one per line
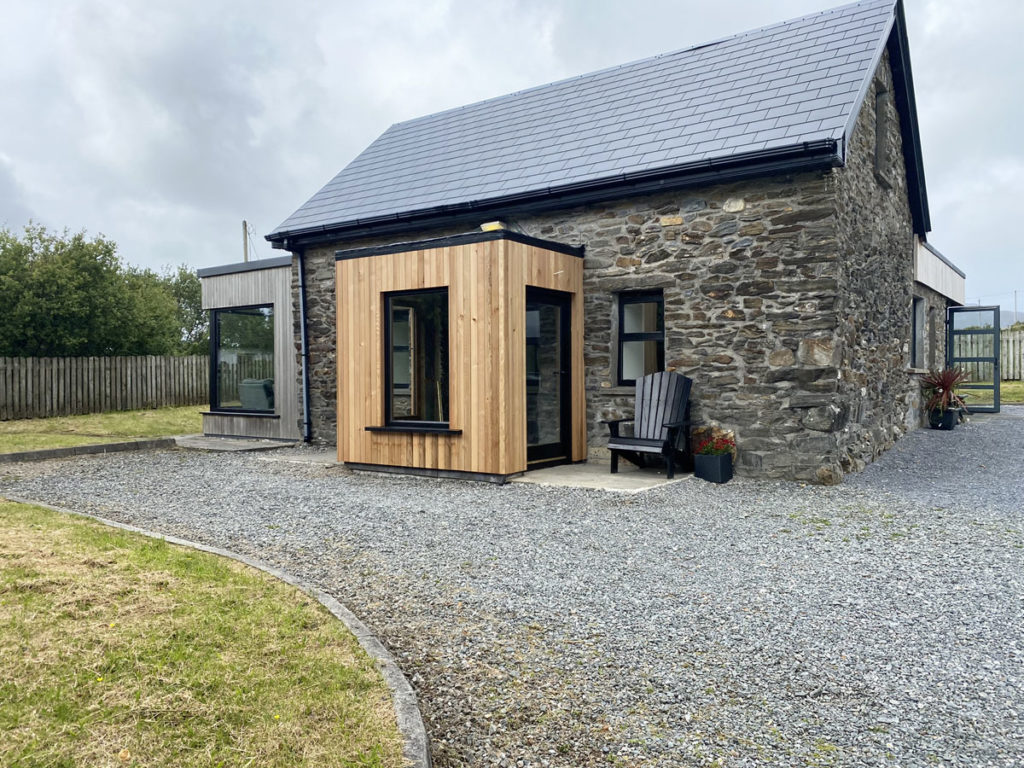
693,434,735,484
920,367,969,430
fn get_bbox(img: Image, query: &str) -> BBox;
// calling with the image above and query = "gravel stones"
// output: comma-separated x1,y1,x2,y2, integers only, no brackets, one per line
3,409,1023,767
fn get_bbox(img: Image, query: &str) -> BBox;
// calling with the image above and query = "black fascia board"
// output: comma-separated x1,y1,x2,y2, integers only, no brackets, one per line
888,0,931,235
335,229,584,262
197,255,294,278
267,140,841,250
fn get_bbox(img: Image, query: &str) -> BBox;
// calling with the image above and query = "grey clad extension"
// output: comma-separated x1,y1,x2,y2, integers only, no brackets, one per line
199,0,966,483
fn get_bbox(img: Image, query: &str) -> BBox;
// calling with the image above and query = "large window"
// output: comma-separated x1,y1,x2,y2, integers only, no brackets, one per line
212,305,275,412
386,289,449,425
618,290,664,386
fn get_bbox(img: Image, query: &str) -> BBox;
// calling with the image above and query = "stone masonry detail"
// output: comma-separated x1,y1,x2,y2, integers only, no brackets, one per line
288,56,922,483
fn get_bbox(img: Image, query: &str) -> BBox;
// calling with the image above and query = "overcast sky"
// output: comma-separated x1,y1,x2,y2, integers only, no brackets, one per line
2,0,1021,319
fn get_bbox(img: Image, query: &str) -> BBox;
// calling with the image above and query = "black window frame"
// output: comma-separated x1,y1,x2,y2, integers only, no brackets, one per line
383,287,451,429
209,303,275,414
910,295,925,370
617,290,665,386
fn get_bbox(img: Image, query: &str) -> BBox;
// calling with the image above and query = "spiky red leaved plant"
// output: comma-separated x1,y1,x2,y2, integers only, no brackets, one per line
921,367,970,414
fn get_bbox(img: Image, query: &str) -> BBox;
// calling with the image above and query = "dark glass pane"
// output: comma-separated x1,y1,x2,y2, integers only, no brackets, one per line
621,340,660,382
622,300,662,333
388,291,448,423
215,307,274,411
526,305,562,448
952,334,995,359
960,362,995,387
911,298,925,369
952,310,995,330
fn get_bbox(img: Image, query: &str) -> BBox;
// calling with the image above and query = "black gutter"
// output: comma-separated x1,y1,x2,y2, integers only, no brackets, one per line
267,140,840,249
888,0,930,235
292,242,313,443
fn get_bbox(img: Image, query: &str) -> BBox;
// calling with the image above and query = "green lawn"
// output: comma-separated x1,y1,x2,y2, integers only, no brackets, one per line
0,406,202,454
1000,380,1024,404
960,380,1024,406
0,500,404,768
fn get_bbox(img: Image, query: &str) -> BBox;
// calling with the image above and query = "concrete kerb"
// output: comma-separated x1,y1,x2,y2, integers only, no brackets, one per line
0,438,177,464
3,494,432,768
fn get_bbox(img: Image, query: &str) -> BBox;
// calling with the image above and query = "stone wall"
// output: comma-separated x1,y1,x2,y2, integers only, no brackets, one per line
909,279,954,422
914,281,950,374
290,228,467,444
510,172,845,481
286,54,922,483
831,50,918,475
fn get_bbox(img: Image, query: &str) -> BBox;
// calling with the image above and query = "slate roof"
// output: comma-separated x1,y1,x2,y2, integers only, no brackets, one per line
270,0,920,243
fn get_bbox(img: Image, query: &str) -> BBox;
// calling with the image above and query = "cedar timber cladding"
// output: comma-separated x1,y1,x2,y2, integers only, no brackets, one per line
336,233,584,477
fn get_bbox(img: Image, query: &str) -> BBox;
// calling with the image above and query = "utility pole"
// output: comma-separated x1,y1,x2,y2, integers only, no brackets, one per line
242,219,249,262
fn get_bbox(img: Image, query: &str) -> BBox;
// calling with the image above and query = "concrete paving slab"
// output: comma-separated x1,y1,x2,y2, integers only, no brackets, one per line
254,447,341,467
512,459,690,492
174,435,298,452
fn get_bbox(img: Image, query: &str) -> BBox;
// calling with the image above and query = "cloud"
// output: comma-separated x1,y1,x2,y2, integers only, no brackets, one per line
0,0,1021,313
0,156,35,230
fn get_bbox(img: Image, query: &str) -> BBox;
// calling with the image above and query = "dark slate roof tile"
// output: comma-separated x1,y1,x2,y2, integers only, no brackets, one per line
272,0,897,236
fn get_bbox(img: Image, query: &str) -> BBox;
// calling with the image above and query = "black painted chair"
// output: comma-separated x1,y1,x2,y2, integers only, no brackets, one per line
603,371,693,479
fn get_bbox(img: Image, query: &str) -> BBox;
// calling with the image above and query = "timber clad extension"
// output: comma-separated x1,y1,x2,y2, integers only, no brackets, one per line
198,257,300,441
198,0,967,481
336,232,585,478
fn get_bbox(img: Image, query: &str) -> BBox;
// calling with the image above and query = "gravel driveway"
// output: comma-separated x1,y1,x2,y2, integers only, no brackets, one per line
3,408,1023,767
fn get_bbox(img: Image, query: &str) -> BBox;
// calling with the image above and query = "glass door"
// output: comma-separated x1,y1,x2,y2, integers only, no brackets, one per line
948,306,1001,413
526,288,571,466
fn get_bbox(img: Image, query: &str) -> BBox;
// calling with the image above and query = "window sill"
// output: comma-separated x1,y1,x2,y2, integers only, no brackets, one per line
907,368,930,375
203,410,280,419
594,385,637,396
365,425,463,435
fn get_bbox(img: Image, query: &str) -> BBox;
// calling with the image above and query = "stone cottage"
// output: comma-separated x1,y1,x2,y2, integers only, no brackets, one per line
203,0,966,482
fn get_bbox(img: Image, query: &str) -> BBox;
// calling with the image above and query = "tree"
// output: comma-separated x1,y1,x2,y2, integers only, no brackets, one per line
164,264,209,355
0,224,202,357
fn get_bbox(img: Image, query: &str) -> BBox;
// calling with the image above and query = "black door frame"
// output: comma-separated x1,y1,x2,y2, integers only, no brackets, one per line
525,287,572,467
947,305,1001,413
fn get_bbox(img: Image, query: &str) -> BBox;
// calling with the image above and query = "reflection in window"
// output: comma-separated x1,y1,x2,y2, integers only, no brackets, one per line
213,306,274,411
387,289,449,424
951,311,995,331
618,291,664,385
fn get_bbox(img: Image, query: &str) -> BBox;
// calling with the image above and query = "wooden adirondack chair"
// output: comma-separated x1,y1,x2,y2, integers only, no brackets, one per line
603,371,693,479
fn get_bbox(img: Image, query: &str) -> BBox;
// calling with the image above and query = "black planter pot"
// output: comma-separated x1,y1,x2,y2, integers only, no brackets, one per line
928,408,957,430
694,453,733,484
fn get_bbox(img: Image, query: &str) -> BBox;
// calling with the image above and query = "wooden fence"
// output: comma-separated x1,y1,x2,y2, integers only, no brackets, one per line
951,329,1023,381
0,355,209,420
1004,330,1024,380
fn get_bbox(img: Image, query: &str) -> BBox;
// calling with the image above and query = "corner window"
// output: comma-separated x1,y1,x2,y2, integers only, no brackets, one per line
386,289,449,425
617,291,664,386
911,296,925,369
211,305,274,412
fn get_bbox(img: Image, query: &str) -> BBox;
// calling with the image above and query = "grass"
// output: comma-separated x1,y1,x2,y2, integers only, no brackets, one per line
959,380,1024,406
998,379,1024,404
0,500,404,768
0,406,202,454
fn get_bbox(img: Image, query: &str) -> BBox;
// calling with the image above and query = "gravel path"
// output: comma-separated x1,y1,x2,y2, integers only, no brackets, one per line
3,409,1023,767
